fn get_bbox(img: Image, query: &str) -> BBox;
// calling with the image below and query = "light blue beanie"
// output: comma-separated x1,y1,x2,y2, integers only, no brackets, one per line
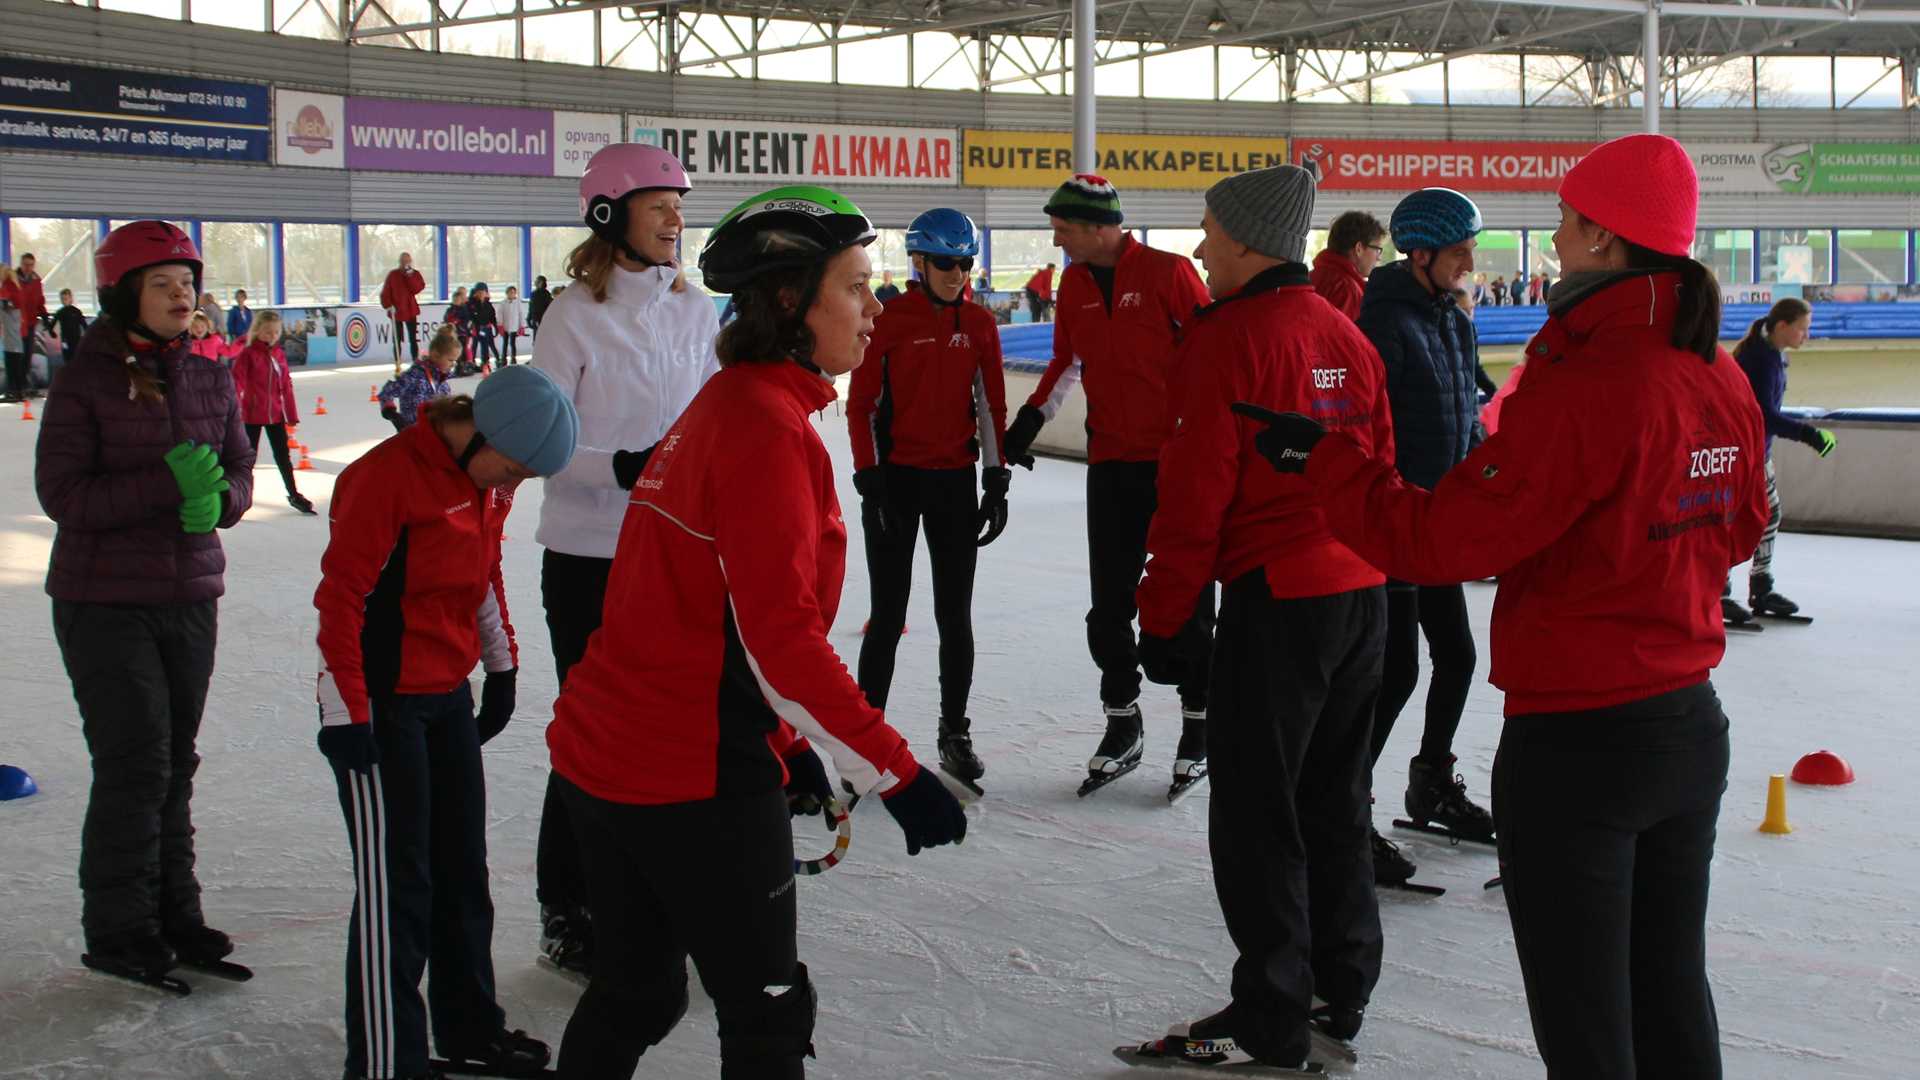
472,365,579,477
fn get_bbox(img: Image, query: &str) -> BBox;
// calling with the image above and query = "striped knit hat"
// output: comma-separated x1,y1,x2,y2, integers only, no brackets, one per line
1043,174,1124,225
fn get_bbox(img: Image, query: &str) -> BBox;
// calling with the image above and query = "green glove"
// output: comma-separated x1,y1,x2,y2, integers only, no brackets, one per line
1800,426,1837,458
164,442,230,501
179,492,222,533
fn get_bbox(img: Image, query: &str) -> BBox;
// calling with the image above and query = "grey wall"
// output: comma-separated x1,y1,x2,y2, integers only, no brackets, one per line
4,0,1919,228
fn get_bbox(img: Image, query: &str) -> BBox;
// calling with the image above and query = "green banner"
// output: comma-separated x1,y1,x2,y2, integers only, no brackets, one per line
1804,144,1920,194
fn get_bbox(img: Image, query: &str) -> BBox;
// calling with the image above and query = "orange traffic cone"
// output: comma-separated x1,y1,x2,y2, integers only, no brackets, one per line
315,397,328,415
296,445,314,471
20,398,35,420
369,384,379,402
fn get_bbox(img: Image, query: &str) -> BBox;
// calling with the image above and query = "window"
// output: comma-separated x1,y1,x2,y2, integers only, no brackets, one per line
1148,228,1206,280
9,218,99,314
1695,230,1754,286
867,229,909,289
985,229,1058,292
1760,229,1831,284
1476,230,1522,276
447,226,523,294
200,222,274,310
283,223,347,304
1835,229,1907,284
530,227,592,292
360,225,438,302
524,9,596,66
193,0,265,31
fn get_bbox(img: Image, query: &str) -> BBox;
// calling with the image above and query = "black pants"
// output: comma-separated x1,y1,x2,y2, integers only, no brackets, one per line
245,422,301,499
394,318,419,362
332,686,505,1079
538,549,614,909
3,350,26,398
53,599,218,952
1087,459,1214,710
1207,574,1385,1066
1370,580,1476,767
857,464,978,719
502,332,519,363
1493,682,1728,1080
556,778,812,1080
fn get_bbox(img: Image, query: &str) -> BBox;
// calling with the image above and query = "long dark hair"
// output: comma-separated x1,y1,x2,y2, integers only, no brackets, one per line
715,262,828,369
1621,240,1722,363
1731,296,1812,360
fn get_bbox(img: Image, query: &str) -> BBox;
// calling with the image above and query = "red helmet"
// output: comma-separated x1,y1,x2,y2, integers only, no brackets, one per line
96,220,203,293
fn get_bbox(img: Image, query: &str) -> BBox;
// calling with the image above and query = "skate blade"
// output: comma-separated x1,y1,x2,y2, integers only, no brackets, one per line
535,952,591,988
1167,771,1210,804
1724,619,1765,633
177,958,253,982
937,763,985,799
81,955,192,996
1078,758,1142,798
430,1059,558,1078
1391,819,1495,846
1378,879,1446,897
1113,1044,1327,1076
1484,876,1503,890
1755,612,1813,624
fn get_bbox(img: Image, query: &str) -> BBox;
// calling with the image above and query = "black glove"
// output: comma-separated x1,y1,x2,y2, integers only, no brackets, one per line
1137,631,1190,686
881,765,968,856
853,467,906,541
1231,403,1329,474
1002,404,1045,470
976,467,1011,547
476,667,516,745
1799,425,1836,458
318,724,379,775
783,745,835,827
612,443,658,489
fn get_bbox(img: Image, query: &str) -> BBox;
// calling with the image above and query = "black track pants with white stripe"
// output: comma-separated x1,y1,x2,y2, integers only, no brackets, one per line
332,685,505,1080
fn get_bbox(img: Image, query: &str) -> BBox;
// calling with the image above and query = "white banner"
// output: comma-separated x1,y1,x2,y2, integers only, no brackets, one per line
1684,142,1810,195
628,115,958,186
554,111,621,177
274,88,345,169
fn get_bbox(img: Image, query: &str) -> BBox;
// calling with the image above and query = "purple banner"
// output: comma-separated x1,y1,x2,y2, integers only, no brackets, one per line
344,97,551,176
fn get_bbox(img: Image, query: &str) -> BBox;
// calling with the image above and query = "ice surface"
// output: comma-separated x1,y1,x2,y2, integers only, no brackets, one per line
2,364,1918,1078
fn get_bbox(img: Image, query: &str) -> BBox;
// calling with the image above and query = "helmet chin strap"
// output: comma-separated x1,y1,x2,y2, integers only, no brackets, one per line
457,431,489,472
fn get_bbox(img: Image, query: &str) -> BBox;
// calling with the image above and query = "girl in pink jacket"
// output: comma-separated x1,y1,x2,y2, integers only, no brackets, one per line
231,311,313,514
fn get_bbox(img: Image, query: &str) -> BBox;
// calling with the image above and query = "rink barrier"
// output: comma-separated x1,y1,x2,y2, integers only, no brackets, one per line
1774,406,1920,540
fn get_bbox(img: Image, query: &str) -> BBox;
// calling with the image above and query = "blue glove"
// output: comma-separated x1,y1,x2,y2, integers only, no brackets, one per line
1231,403,1328,475
881,765,967,856
783,746,835,828
318,724,379,775
476,668,516,745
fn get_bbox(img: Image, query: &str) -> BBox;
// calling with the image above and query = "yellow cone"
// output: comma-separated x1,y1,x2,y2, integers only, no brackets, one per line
1759,774,1793,834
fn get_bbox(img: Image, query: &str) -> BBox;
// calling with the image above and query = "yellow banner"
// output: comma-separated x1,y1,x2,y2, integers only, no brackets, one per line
962,129,1287,189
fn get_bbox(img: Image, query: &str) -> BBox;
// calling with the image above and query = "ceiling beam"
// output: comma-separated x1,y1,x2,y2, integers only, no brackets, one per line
1288,11,1634,98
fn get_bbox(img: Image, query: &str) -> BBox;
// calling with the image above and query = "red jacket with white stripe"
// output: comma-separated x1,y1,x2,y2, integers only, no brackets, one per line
1305,271,1770,715
1136,264,1392,638
315,416,517,727
231,340,300,426
1026,237,1212,464
547,359,923,806
848,286,1008,472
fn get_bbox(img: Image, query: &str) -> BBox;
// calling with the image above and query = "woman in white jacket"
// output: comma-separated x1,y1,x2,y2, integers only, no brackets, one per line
530,142,720,982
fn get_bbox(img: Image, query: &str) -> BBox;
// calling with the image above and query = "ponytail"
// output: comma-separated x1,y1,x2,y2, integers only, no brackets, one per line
1731,296,1812,360
1624,241,1721,363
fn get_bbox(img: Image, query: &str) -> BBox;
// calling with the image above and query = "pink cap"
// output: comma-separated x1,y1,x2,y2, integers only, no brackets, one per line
1559,134,1698,258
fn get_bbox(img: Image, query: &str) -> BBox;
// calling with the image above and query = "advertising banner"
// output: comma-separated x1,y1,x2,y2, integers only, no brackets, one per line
275,89,345,169
0,57,269,161
629,116,957,185
961,129,1287,189
1293,138,1596,192
277,93,620,176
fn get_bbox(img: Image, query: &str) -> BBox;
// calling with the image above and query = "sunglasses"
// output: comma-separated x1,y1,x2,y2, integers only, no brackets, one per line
923,255,975,273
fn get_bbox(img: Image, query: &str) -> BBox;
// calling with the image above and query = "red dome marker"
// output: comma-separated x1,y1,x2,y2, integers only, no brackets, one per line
1790,750,1855,786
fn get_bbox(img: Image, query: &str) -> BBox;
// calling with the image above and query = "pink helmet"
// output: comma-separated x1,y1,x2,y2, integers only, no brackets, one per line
580,142,690,221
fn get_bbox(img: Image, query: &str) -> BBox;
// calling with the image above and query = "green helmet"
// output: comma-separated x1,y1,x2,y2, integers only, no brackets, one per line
699,185,877,294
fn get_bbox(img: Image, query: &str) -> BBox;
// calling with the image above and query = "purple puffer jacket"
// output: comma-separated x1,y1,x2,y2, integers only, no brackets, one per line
36,323,257,605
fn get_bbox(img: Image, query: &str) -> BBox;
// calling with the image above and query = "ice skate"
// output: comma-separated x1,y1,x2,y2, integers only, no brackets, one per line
1749,573,1813,623
1078,703,1144,797
1371,827,1444,896
937,716,986,797
1722,582,1763,632
432,1028,553,1078
82,937,190,996
536,904,592,985
1115,1007,1354,1075
1396,755,1496,845
1310,1003,1364,1043
288,492,317,516
1168,708,1209,803
163,923,253,981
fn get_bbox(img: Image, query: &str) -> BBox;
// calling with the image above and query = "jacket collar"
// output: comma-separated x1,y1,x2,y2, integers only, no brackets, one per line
1313,248,1365,286
1189,261,1311,322
745,357,839,413
1525,270,1681,363
1361,259,1458,321
605,262,680,308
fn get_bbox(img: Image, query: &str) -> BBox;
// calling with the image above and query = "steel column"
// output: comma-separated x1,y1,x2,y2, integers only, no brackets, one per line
1643,0,1661,133
1073,0,1096,174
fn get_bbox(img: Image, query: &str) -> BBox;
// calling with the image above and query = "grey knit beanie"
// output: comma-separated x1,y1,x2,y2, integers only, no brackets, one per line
1205,165,1316,263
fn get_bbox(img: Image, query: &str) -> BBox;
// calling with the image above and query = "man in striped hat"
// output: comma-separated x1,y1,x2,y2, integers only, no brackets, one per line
1001,174,1216,800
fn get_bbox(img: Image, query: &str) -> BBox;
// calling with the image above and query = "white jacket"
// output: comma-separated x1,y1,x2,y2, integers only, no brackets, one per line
500,297,528,334
534,264,720,559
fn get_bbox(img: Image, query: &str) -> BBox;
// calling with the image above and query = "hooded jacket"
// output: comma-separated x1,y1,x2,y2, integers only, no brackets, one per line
1306,271,1770,715
848,285,1007,472
231,339,300,426
36,322,257,605
1355,259,1482,491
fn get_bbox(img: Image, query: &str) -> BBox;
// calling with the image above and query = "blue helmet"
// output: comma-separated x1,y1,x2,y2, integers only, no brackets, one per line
905,208,980,257
1389,188,1483,253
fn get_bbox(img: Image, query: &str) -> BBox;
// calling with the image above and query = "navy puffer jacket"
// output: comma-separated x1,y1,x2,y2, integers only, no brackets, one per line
1356,259,1481,490
36,322,256,605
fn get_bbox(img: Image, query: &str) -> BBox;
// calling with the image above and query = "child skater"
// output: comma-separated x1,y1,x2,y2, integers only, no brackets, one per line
378,325,458,432
315,364,579,1080
230,311,314,514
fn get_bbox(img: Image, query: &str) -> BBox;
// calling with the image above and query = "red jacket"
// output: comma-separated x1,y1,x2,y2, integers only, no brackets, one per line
315,417,517,727
848,287,1008,472
1024,268,1054,300
381,268,426,322
1137,265,1391,637
231,340,299,425
1027,237,1211,464
1305,272,1770,715
548,360,922,806
1310,249,1367,323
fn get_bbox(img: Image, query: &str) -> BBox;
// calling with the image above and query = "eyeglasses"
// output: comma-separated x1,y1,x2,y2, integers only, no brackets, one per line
924,255,975,273
1363,244,1385,253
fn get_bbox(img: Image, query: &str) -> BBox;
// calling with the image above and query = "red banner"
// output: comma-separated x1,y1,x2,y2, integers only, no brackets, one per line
1294,138,1599,192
